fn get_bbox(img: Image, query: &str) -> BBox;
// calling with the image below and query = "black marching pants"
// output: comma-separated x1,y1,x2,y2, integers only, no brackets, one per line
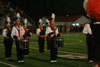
38,37,45,53
50,37,58,60
4,38,13,58
15,40,24,61
46,37,50,50
86,34,94,61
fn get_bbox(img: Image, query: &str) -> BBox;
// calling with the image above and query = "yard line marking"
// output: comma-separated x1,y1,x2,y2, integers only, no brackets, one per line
64,42,81,45
58,54,87,59
0,61,18,67
29,47,87,56
58,51,87,56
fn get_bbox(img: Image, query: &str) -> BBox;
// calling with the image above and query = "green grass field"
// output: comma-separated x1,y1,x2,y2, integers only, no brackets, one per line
0,33,93,67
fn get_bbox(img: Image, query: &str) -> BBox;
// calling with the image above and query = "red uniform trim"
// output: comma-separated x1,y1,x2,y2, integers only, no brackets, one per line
16,24,20,37
24,28,28,32
51,25,56,36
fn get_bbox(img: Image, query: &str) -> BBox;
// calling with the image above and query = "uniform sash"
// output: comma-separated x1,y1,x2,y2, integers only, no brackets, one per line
50,25,56,36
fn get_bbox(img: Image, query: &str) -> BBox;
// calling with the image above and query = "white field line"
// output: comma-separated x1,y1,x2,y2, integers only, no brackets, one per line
0,61,18,67
29,47,87,56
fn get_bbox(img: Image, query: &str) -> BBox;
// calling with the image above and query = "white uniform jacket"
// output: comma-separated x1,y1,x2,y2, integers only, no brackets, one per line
45,26,59,37
11,26,25,40
36,28,41,36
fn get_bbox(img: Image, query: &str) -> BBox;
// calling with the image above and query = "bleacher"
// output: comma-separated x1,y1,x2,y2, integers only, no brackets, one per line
0,0,36,33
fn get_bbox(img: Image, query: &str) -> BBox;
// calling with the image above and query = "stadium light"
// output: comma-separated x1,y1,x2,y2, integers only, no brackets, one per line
72,23,76,26
76,23,79,26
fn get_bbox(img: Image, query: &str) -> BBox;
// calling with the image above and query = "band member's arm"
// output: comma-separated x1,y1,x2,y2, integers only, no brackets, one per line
56,27,59,35
83,25,88,34
23,30,32,40
21,27,25,37
56,28,60,37
11,27,18,39
45,27,49,36
27,29,32,36
83,24,92,35
2,29,7,37
45,27,53,37
36,28,40,35
30,32,32,36
87,24,92,35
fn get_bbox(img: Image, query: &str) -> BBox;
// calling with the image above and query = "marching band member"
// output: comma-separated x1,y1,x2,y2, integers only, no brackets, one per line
23,18,32,56
46,19,59,63
36,19,45,54
46,13,60,62
11,18,25,63
2,17,13,60
84,0,100,66
83,22,93,62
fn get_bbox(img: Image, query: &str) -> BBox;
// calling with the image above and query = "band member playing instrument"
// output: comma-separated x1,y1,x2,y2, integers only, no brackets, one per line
36,19,45,54
3,19,13,60
46,18,60,63
11,18,25,63
23,21,32,56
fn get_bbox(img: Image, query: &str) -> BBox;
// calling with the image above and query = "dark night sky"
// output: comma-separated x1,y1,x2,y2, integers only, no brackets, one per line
8,0,86,18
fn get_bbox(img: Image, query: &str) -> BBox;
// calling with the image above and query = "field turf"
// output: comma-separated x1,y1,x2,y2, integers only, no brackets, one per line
0,33,93,67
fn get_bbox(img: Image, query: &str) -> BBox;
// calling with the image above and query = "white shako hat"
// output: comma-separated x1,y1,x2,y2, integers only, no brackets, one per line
24,18,28,26
39,19,42,24
51,13,55,21
16,12,21,18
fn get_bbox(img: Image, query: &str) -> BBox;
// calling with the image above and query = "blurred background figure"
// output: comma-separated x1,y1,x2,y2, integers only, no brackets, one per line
45,13,60,63
2,16,13,60
36,19,45,54
23,18,32,57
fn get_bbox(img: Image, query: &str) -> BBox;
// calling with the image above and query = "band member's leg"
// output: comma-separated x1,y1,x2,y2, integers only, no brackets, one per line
38,37,44,53
41,38,45,53
4,40,9,58
50,37,57,61
15,40,24,61
8,39,13,58
86,35,93,61
47,38,50,51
